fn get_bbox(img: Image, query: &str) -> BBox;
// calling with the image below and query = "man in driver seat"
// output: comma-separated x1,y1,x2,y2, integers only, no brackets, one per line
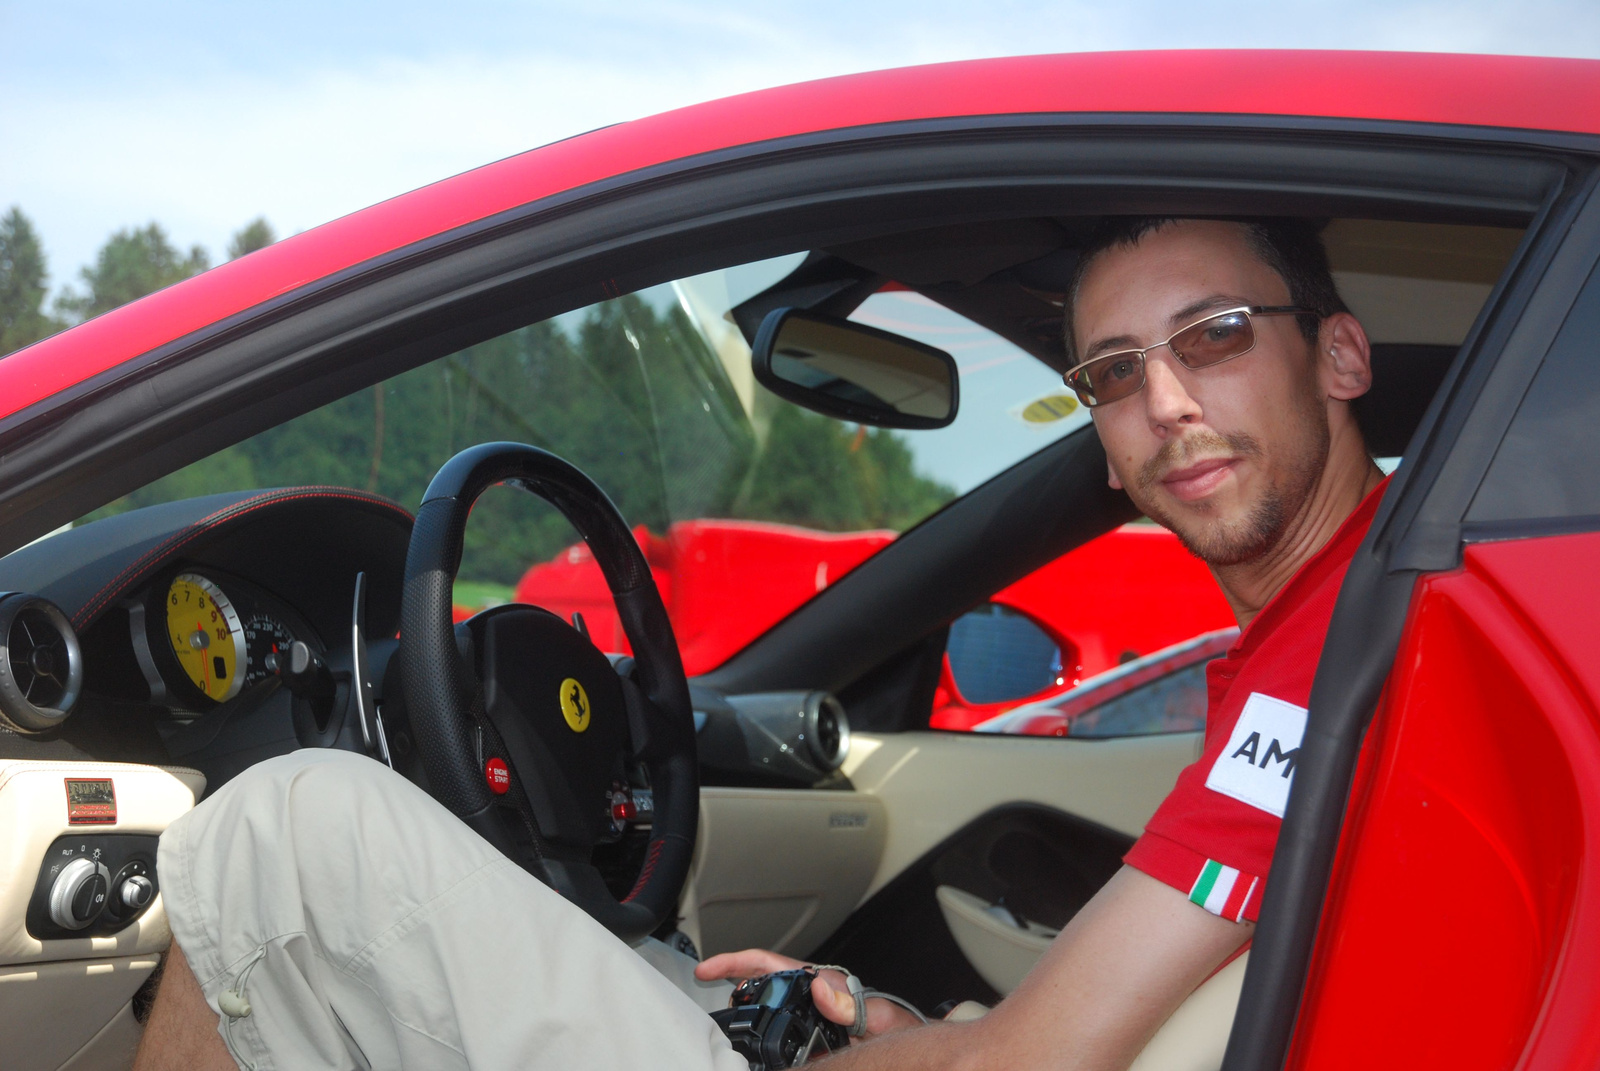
132,216,1388,1071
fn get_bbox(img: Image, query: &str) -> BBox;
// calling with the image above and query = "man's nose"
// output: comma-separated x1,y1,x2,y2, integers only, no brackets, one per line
1142,352,1202,433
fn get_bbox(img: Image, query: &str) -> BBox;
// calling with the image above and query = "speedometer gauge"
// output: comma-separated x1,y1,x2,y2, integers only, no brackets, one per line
165,574,247,702
243,614,297,686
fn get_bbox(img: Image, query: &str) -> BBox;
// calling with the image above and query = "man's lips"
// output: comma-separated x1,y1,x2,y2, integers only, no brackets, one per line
1160,456,1236,501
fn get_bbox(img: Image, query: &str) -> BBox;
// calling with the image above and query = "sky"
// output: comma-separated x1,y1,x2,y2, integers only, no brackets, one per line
4,0,1599,298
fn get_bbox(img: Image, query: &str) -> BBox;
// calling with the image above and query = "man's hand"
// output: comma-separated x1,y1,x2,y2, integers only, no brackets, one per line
695,949,923,1040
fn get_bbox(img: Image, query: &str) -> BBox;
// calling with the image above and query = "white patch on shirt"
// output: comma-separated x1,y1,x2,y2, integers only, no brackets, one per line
1204,692,1308,818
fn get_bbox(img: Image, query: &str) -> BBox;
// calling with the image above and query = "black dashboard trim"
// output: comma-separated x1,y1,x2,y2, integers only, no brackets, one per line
69,487,412,629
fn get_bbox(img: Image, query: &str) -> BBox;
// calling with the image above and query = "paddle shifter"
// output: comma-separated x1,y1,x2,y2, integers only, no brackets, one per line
351,571,392,767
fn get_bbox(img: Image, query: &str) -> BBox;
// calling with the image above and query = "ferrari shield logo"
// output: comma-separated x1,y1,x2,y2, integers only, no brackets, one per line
559,678,591,733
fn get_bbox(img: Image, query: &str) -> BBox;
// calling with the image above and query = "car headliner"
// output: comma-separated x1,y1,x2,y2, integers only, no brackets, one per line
4,49,1598,427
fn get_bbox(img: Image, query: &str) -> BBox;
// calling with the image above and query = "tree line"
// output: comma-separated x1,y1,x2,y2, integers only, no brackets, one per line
0,207,274,355
2,207,953,587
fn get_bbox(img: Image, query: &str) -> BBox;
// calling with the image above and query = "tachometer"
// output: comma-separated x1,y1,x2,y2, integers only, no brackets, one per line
243,614,297,687
164,574,247,702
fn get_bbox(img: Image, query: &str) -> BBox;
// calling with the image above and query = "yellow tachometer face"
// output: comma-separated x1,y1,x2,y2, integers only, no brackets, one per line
165,574,246,702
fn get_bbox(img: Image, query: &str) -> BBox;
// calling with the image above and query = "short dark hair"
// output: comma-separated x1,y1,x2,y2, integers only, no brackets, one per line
1062,217,1349,364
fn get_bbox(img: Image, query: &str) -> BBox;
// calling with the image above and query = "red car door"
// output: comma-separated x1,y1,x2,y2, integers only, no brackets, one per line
1237,181,1600,1070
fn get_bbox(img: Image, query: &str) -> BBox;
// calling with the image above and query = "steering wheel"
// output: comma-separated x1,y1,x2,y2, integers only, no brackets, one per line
399,442,698,944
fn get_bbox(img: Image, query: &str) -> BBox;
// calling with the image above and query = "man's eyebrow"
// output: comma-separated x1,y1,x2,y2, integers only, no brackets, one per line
1079,296,1253,362
1168,295,1252,327
1082,333,1139,361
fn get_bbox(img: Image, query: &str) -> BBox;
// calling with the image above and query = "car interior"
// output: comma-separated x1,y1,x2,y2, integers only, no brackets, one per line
0,118,1545,1071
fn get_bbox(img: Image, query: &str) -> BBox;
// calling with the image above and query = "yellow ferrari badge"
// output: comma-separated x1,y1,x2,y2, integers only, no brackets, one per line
559,677,591,733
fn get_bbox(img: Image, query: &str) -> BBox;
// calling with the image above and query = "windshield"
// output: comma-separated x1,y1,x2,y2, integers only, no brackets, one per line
83,254,1083,673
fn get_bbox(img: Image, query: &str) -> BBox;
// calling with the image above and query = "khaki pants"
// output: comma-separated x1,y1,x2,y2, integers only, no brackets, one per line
159,749,744,1070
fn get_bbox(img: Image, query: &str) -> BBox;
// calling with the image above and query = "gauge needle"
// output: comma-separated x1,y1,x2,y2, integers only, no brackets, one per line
199,622,210,693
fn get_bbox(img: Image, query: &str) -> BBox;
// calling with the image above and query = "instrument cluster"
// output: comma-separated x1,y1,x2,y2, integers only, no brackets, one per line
134,569,323,711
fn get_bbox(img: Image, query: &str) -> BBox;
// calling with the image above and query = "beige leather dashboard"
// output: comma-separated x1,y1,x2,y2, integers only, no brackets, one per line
680,786,886,958
1,761,201,964
1,760,203,1071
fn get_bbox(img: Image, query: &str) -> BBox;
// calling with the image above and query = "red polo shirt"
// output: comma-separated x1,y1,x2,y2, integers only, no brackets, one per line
1124,478,1388,923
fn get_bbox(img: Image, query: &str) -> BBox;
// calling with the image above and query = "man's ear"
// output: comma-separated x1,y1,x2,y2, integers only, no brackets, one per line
1107,456,1124,490
1318,313,1373,402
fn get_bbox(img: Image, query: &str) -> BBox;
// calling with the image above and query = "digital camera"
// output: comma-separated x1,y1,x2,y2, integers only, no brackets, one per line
711,968,851,1069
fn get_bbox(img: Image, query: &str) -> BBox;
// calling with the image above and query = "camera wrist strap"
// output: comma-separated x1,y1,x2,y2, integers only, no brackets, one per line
811,965,929,1037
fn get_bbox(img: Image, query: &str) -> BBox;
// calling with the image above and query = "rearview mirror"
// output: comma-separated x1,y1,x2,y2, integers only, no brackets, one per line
752,307,959,429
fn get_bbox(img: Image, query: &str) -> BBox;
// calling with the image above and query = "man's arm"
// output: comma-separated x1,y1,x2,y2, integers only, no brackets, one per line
700,865,1250,1071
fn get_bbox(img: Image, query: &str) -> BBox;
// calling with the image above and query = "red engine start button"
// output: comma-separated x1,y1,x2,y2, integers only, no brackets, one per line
485,757,510,795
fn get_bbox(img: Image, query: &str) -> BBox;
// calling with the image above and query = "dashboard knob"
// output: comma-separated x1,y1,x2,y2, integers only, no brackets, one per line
119,874,154,910
49,857,112,930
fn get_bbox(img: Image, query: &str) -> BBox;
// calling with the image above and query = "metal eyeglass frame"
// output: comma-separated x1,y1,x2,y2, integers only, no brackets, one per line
1063,305,1315,408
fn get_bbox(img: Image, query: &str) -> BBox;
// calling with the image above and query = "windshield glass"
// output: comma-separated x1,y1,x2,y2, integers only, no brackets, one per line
84,255,1083,674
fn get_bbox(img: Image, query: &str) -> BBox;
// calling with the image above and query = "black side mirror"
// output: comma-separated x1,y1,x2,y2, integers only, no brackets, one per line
751,307,959,429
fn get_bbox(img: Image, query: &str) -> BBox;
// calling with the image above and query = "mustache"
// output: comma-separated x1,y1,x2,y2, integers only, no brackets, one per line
1137,430,1262,492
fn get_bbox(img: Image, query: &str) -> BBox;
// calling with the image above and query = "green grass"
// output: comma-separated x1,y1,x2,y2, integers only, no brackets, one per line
453,579,516,609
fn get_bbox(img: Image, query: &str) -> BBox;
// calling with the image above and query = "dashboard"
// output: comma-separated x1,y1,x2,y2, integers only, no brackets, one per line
0,487,413,774
0,485,852,796
0,483,868,1071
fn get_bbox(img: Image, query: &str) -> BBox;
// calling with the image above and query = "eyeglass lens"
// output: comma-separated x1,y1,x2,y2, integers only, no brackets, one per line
1170,311,1255,368
1069,311,1258,406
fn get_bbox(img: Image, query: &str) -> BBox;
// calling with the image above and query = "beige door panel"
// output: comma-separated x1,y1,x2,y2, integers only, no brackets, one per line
0,956,157,1071
843,731,1201,897
680,787,885,959
935,884,1057,994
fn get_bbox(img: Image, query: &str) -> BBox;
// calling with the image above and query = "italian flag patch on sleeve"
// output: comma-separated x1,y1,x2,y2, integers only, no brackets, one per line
1189,859,1260,922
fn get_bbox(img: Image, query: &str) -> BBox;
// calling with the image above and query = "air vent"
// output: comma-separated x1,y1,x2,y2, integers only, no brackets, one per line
715,690,853,784
0,594,83,733
803,692,850,771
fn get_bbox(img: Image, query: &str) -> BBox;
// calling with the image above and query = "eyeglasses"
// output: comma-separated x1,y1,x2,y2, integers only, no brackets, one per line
1063,306,1314,408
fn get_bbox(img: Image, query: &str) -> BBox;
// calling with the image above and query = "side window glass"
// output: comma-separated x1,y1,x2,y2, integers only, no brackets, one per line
944,604,1063,705
973,629,1237,739
1469,259,1600,525
84,256,1097,679
1060,659,1210,738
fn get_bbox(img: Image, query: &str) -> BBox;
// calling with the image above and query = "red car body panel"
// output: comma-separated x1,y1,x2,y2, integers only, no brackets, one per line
1291,534,1600,1070
509,520,1232,726
512,520,894,675
930,523,1235,729
4,51,1599,423
990,525,1232,678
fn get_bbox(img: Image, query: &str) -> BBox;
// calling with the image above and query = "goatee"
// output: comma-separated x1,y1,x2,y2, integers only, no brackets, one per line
1132,419,1327,567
